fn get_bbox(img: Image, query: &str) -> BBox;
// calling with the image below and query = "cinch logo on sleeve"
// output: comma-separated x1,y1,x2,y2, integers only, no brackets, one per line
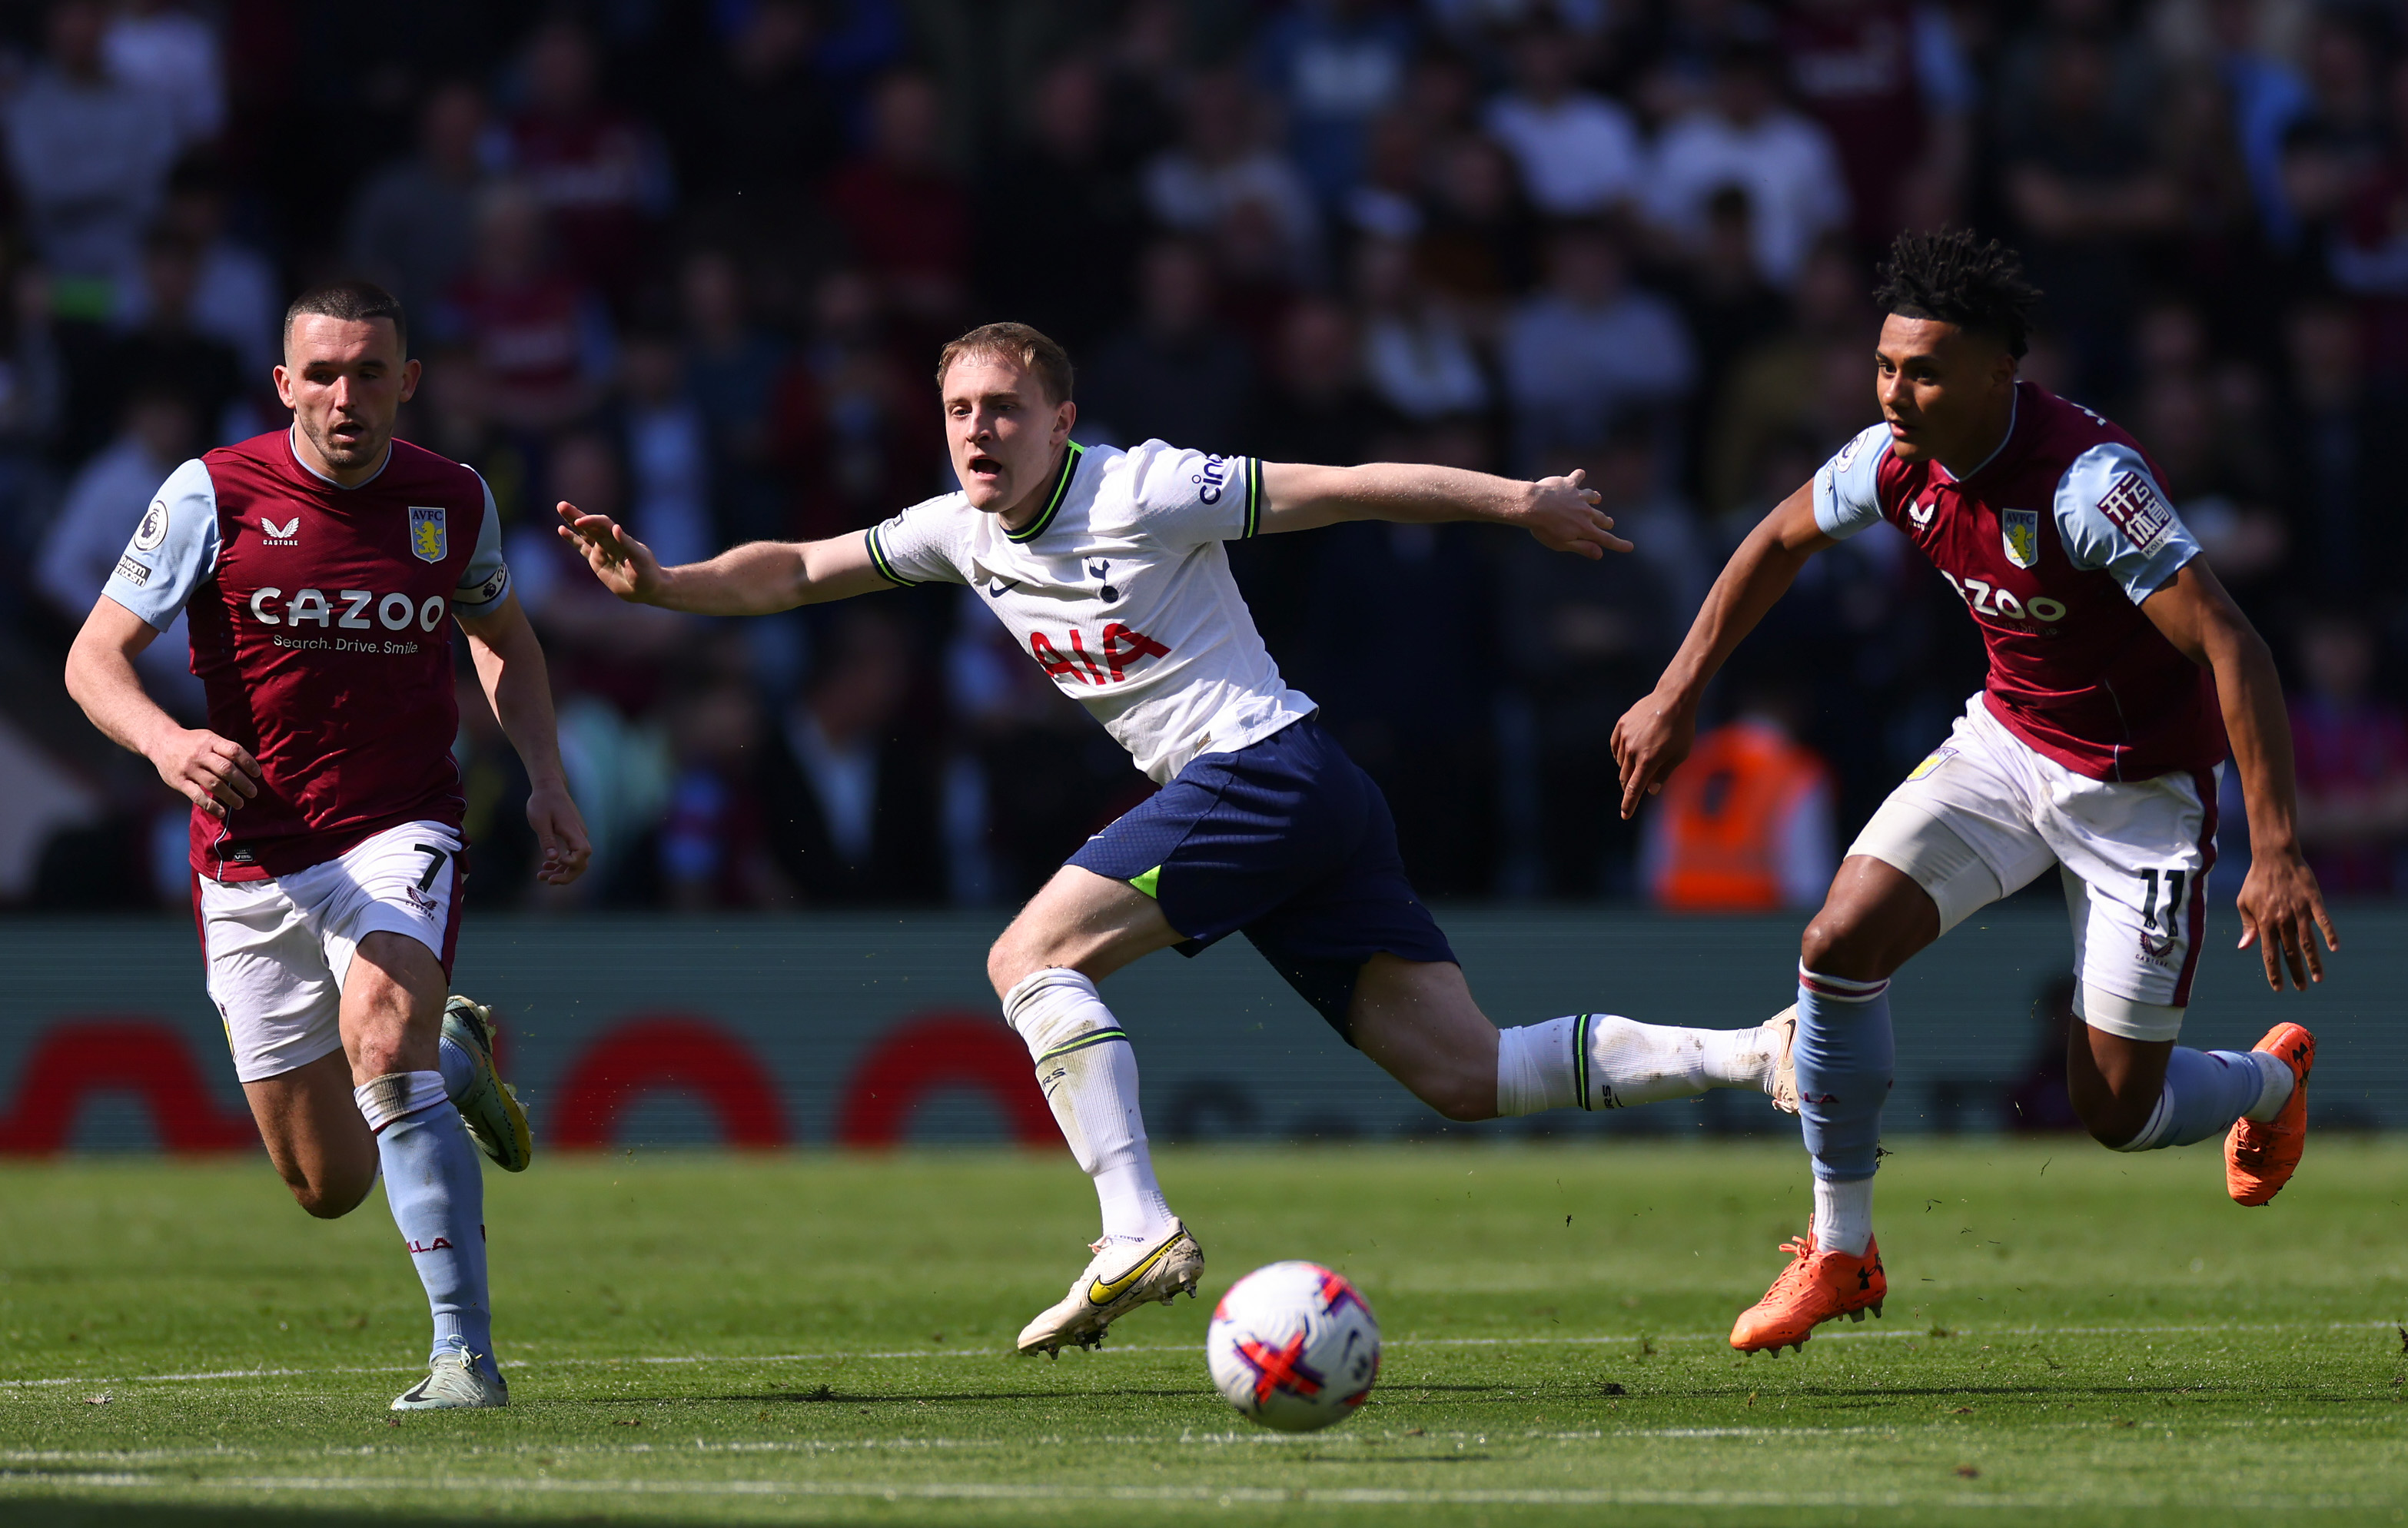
1028,623,1171,684
1193,455,1230,504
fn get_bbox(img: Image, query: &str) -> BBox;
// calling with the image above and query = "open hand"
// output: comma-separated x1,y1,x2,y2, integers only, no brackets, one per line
1609,689,1696,821
151,727,261,817
555,500,662,603
2235,847,2338,991
1520,469,1634,560
526,779,593,886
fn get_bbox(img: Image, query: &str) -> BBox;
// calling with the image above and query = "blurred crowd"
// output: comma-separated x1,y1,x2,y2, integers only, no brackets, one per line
5,0,2407,915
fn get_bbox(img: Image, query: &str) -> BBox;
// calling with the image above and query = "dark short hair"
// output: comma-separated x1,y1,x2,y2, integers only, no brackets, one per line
282,281,408,357
935,321,1074,405
1874,230,2043,359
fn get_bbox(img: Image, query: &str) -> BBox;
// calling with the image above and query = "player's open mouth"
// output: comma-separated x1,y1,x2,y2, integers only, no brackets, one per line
966,454,1001,478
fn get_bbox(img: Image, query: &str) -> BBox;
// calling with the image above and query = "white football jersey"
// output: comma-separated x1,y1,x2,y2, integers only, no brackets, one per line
868,438,1316,783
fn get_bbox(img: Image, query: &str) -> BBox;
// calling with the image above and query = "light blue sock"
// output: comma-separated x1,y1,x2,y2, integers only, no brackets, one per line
374,1088,496,1380
2112,1048,2265,1151
1793,967,1895,1182
437,1032,476,1101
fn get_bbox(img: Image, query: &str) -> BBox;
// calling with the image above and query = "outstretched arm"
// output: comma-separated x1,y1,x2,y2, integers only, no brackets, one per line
556,500,892,615
2140,560,2337,990
454,591,592,886
1256,461,1632,559
1609,482,1832,819
65,596,261,817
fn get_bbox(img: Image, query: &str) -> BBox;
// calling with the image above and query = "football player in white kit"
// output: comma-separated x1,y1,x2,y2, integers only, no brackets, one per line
560,324,1805,1354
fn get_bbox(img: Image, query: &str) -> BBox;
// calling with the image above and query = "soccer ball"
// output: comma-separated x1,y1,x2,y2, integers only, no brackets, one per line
1205,1261,1380,1432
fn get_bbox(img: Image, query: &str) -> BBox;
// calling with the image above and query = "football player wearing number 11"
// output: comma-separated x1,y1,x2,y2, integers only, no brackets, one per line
560,321,1807,1356
1612,232,2340,1355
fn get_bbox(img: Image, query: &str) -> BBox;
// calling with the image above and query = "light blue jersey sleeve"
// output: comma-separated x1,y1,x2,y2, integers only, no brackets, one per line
2052,443,2200,606
451,473,513,611
101,458,217,631
1810,423,1892,540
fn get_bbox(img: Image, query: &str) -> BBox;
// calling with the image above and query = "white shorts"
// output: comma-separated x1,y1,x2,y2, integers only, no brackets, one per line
1848,695,2219,1043
197,821,464,1083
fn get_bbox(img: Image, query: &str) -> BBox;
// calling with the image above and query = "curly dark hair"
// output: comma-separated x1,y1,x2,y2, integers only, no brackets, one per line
1872,230,2043,358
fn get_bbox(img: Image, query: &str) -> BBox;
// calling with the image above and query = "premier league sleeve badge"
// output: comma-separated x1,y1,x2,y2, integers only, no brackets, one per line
409,506,447,563
2001,508,2039,570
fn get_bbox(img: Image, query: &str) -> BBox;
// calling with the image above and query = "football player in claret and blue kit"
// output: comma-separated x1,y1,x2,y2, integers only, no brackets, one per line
561,321,1819,1356
1612,231,2339,1354
64,282,592,1409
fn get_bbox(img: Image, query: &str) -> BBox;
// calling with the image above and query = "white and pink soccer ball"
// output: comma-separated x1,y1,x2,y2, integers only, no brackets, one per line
1205,1261,1381,1432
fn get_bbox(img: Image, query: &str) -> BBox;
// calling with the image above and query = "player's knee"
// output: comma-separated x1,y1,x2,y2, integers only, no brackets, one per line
2078,1093,2157,1149
1424,1078,1495,1124
986,934,1035,1002
287,1172,370,1220
1799,912,1884,980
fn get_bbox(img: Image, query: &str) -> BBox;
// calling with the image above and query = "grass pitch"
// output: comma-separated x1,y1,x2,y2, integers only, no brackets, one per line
1,1140,2403,1526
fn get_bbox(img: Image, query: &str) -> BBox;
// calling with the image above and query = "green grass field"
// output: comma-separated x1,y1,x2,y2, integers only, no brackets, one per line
1,1140,2403,1526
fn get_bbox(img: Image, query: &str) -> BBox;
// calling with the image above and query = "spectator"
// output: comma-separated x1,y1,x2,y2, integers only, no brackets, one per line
770,267,945,542
1647,44,1850,287
826,71,972,335
1669,185,1791,420
1416,133,1540,310
1344,110,1427,243
2276,297,2408,602
1999,28,2181,400
2289,613,2408,895
656,674,778,911
1353,238,1488,424
679,249,791,547
149,164,280,387
1706,237,1870,517
1642,686,1836,912
759,605,945,905
439,183,615,433
500,17,673,307
615,328,714,573
1254,0,1417,208
103,0,224,153
1082,239,1255,451
982,58,1148,354
2327,57,2408,384
347,81,490,327
4,0,180,321
1143,70,1321,285
1482,22,1646,219
670,1,845,209
1503,428,1683,898
1782,0,1972,244
1500,222,1695,468
2274,13,2388,244
2204,0,2312,247
98,234,246,453
35,387,202,713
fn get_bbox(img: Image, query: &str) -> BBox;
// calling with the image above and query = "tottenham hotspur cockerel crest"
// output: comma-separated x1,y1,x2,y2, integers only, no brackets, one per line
409,506,446,563
2001,508,2039,570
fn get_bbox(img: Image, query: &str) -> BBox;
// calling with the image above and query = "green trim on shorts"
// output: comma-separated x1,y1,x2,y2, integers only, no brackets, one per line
1129,865,1162,899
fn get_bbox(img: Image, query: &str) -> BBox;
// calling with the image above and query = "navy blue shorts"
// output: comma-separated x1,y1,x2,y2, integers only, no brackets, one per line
1066,715,1456,1040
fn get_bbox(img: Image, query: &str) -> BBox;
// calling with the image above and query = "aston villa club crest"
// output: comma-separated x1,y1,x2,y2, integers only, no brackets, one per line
2001,508,2039,569
408,506,446,563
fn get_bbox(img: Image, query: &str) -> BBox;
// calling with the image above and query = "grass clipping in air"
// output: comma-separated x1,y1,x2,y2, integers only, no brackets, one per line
1,1141,2404,1526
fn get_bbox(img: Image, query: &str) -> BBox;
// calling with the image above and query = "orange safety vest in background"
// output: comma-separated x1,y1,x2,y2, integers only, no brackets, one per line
1649,721,1832,912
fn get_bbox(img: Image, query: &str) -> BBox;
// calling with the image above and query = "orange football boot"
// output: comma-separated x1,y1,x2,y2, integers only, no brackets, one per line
2226,1022,2314,1206
1729,1228,1885,1354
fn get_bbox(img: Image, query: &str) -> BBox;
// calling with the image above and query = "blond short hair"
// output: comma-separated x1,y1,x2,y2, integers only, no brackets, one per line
935,321,1074,405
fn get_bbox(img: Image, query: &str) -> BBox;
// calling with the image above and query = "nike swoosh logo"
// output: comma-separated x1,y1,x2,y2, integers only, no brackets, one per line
986,578,1019,599
1088,1235,1180,1305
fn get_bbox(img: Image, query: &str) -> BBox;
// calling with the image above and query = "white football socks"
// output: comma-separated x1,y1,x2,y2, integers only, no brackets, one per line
1002,968,1175,1246
1812,1175,1875,1257
1495,1013,1782,1115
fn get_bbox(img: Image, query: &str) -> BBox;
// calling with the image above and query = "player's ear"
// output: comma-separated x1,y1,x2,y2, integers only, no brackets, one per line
1053,397,1077,445
398,357,423,404
271,364,294,408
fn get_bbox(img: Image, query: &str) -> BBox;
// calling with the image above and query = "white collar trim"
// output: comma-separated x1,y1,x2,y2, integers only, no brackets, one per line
288,427,392,490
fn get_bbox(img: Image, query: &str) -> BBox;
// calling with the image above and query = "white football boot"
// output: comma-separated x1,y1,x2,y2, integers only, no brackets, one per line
391,1347,508,1410
1017,1221,1205,1357
1768,1005,1801,1115
443,996,533,1172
